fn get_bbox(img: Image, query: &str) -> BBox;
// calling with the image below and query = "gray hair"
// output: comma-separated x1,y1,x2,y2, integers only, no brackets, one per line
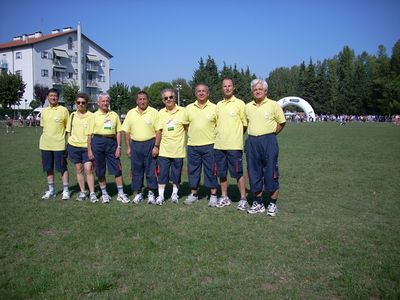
250,79,268,91
160,88,175,97
97,92,110,101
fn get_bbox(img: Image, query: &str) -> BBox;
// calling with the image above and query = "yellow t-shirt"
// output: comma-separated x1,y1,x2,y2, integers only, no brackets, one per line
121,106,158,141
87,110,121,135
157,106,187,158
184,100,217,146
246,98,286,136
39,105,69,151
214,96,247,150
66,111,93,148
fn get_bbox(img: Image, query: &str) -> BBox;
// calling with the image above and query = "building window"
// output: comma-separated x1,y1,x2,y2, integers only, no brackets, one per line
71,56,78,63
99,60,105,67
41,69,49,77
16,70,22,76
68,72,74,79
98,74,105,82
16,52,22,59
41,51,50,59
68,37,73,50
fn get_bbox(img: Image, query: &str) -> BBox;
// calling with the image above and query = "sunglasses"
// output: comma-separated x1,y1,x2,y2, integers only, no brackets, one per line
76,101,86,105
164,96,174,101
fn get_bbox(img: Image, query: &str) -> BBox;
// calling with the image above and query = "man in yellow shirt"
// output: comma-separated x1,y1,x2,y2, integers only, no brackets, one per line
66,93,97,203
245,79,286,216
87,93,129,204
155,88,187,205
40,88,70,200
122,91,160,204
214,78,249,209
183,84,218,206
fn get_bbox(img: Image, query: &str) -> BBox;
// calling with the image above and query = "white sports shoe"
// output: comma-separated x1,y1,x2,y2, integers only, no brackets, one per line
267,203,278,217
216,196,231,208
101,194,111,204
247,202,266,214
42,190,56,200
147,191,156,204
117,193,130,204
89,193,98,203
155,196,164,206
62,190,70,200
184,194,198,205
171,193,179,204
208,195,218,207
132,193,144,204
76,191,87,201
237,198,250,211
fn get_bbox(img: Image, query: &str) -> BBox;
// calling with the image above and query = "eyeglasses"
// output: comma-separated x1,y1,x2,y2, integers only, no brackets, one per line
164,96,174,101
76,101,86,105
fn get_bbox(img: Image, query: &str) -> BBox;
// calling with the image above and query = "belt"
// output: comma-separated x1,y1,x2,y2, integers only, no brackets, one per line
93,134,116,139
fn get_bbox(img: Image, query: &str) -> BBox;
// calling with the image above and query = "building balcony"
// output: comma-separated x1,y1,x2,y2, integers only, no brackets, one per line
86,63,98,72
86,80,98,88
53,60,67,69
52,76,68,85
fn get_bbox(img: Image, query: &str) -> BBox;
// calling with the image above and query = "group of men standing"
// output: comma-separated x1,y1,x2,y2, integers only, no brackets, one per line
39,78,285,216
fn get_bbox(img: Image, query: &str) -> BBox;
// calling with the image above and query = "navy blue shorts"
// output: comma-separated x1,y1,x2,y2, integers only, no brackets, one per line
187,144,217,189
214,149,243,179
41,150,68,174
67,144,90,164
157,156,183,185
245,133,279,192
130,139,158,191
91,135,122,177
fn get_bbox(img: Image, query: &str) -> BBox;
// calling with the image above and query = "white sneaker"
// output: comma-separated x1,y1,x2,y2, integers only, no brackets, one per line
42,190,56,200
247,202,266,214
147,191,156,204
155,195,164,206
117,193,130,204
90,193,98,203
267,203,278,217
171,193,179,204
208,195,218,207
132,193,144,204
101,194,111,204
76,191,87,201
184,194,198,205
62,190,70,200
237,198,249,211
216,196,231,208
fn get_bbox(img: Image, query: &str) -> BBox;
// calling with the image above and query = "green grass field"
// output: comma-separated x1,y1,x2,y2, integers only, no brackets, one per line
1,122,399,299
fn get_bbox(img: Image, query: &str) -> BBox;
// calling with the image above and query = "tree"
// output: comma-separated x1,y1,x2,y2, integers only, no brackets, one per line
61,82,79,110
33,84,49,107
144,81,173,109
337,46,356,113
108,82,131,114
0,72,26,108
130,84,141,100
267,66,299,100
29,99,41,109
171,78,193,106
191,56,220,102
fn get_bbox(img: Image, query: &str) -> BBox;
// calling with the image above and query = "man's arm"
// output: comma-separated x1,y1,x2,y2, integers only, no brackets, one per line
276,122,286,135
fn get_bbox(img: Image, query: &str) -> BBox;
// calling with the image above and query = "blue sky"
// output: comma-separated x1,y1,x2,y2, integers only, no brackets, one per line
1,0,399,88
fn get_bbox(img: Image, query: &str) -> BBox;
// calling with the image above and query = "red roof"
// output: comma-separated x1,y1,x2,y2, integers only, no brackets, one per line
0,29,112,58
0,30,74,49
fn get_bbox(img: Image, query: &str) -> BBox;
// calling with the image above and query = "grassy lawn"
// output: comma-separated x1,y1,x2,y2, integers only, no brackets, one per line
0,122,399,299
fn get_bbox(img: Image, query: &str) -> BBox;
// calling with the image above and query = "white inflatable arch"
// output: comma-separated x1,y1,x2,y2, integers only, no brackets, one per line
277,96,316,121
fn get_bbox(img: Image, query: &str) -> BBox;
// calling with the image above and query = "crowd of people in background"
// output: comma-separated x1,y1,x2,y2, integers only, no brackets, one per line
285,112,399,123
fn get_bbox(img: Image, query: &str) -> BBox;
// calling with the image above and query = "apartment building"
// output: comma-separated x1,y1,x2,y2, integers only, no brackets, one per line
0,24,112,108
